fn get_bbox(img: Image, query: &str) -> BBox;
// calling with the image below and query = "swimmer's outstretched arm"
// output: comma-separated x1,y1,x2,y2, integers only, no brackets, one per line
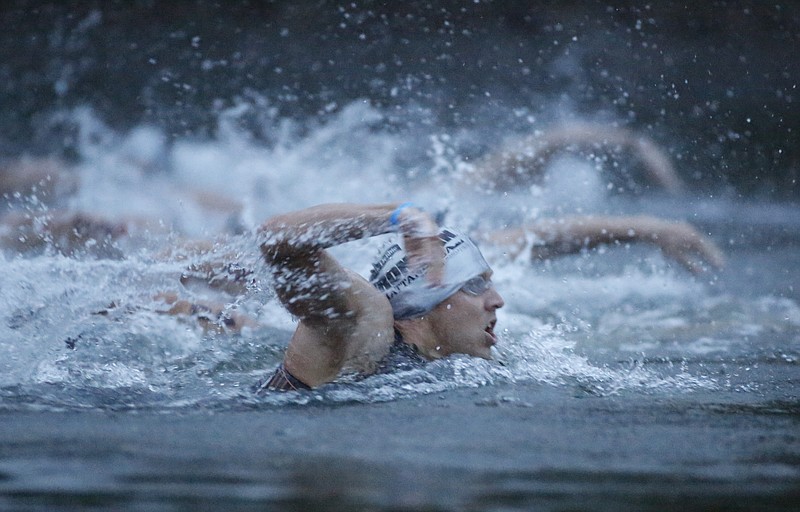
258,203,443,386
483,215,725,274
471,122,685,193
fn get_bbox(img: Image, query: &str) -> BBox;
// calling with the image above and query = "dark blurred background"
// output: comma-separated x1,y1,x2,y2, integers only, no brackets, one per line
2,0,798,198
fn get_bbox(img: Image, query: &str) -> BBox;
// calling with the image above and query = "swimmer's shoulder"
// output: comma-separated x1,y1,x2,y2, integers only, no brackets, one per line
338,269,396,372
343,269,393,336
344,269,391,313
284,271,394,386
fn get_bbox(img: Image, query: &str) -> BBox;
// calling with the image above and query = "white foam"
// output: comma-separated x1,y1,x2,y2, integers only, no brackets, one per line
1,103,798,409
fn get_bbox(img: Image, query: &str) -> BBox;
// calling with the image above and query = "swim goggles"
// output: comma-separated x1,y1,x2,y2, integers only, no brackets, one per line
460,274,494,296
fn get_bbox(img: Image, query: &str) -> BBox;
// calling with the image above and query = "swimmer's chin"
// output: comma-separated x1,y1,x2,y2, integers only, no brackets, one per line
473,345,494,360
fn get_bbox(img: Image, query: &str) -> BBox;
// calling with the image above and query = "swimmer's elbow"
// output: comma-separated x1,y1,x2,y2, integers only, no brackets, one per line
259,237,293,266
258,218,307,264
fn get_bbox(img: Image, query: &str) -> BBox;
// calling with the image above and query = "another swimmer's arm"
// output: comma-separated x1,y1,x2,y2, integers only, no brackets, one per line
258,203,442,324
485,215,724,274
472,123,684,193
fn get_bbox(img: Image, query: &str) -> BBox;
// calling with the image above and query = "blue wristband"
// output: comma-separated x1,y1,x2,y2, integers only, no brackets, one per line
390,202,415,226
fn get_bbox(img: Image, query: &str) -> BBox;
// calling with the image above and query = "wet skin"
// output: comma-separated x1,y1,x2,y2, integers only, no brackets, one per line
425,271,505,360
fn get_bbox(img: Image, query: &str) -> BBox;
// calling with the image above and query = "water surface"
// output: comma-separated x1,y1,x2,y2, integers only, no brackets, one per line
1,2,798,510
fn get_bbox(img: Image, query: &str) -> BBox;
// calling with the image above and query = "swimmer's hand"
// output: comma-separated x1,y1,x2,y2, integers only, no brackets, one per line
647,220,726,274
395,206,445,285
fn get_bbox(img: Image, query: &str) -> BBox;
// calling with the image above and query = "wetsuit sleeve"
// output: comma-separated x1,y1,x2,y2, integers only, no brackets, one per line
253,363,312,393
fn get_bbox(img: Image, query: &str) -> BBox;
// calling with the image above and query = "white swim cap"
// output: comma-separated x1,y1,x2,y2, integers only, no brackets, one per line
369,228,491,319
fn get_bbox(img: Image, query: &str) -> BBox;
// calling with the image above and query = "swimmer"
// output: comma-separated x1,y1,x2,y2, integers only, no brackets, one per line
254,202,724,392
0,210,128,258
470,122,686,193
0,155,246,255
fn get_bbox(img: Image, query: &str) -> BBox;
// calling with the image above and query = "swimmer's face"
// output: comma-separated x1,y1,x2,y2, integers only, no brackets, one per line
426,271,504,359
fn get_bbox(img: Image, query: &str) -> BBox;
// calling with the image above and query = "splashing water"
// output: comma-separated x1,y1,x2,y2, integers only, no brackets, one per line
1,102,798,412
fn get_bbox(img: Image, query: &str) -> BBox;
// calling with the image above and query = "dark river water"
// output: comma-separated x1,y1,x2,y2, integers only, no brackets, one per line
1,2,799,510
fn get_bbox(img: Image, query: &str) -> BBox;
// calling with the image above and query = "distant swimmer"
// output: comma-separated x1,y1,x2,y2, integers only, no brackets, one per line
254,202,724,392
469,122,687,194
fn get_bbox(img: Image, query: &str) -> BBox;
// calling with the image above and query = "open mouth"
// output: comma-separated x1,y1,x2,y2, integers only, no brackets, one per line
485,319,497,345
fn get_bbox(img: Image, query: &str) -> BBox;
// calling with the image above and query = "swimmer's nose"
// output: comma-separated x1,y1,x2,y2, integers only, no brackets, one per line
485,287,504,311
